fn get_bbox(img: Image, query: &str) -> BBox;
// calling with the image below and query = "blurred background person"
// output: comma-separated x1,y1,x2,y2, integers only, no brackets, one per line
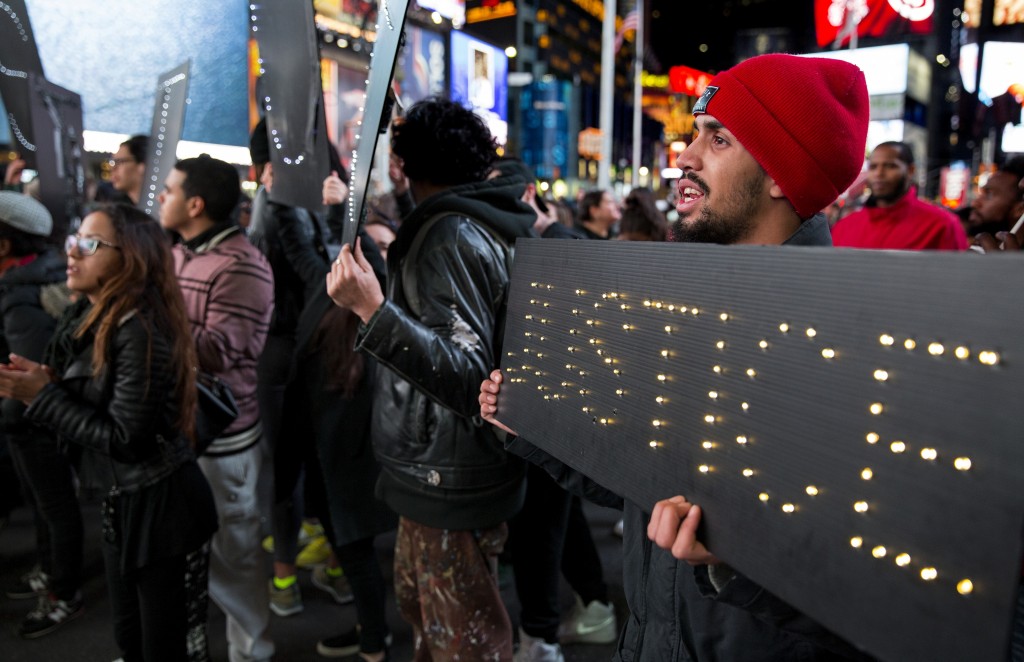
576,189,621,239
831,141,967,250
616,188,668,242
0,192,82,640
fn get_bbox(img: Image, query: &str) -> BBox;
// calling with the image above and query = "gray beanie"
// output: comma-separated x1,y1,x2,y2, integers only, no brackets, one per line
0,192,53,237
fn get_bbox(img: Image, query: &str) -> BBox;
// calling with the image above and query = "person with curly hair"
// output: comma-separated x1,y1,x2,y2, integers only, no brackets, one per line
0,204,218,661
327,97,536,661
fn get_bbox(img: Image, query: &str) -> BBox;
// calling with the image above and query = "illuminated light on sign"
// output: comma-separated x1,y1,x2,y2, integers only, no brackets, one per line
466,0,516,23
668,64,713,96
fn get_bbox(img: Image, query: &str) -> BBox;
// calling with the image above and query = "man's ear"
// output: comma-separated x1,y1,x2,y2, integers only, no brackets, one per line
186,195,206,219
768,178,786,201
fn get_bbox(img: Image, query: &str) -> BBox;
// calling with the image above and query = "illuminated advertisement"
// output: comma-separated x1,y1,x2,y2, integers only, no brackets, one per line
814,0,933,48
396,25,447,109
23,0,248,146
321,59,370,173
314,0,376,29
416,0,466,23
806,44,910,96
521,79,571,180
449,31,508,145
994,0,1024,26
977,41,1024,153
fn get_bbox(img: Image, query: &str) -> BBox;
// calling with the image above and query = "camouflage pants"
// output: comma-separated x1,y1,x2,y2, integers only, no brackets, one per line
394,517,514,661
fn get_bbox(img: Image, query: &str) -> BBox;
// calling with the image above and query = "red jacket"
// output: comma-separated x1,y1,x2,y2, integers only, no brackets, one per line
831,187,967,251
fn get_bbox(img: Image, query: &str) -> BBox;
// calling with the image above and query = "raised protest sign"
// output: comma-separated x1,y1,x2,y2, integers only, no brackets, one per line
498,239,1023,662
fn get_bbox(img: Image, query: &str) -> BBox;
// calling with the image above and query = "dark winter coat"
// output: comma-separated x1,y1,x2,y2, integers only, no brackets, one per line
357,175,537,530
0,249,67,437
272,201,396,545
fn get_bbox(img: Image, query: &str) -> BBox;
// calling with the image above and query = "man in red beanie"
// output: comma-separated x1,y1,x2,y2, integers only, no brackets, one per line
482,53,874,660
831,141,968,250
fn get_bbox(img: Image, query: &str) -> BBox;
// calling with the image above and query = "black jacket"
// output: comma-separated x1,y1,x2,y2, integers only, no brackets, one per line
0,249,67,436
509,216,872,661
26,312,193,493
357,175,536,530
273,202,396,545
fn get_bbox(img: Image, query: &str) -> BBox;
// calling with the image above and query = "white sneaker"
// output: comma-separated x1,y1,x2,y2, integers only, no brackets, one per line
558,594,618,645
515,627,565,662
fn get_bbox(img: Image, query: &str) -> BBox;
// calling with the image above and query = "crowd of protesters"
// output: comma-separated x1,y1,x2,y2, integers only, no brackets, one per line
1,53,1022,662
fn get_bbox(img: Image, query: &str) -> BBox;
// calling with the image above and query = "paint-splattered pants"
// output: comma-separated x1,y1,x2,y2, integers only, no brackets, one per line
394,517,514,661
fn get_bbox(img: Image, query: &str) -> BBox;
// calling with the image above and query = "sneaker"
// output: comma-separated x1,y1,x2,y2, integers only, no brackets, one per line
296,535,332,569
316,627,393,658
6,566,49,600
268,578,304,617
557,594,618,645
312,565,354,604
18,592,84,639
263,520,324,554
515,628,565,662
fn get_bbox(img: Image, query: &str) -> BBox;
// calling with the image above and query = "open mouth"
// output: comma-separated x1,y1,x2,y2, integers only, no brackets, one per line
677,180,705,213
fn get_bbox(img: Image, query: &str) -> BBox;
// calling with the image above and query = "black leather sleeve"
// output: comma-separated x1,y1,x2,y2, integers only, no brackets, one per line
26,319,175,464
358,218,506,418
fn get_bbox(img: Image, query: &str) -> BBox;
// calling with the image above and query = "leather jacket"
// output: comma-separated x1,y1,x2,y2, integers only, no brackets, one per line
26,311,193,493
357,175,537,530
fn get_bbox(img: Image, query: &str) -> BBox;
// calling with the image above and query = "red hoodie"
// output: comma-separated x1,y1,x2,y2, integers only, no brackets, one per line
831,186,968,251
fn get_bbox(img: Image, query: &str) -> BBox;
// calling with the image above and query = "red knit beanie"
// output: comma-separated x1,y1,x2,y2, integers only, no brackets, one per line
692,53,869,219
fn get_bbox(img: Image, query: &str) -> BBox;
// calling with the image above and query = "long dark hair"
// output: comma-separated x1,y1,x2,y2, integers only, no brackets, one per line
75,204,198,442
310,305,364,398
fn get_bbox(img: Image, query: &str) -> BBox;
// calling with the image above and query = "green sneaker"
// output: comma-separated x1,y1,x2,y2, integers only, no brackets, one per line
296,535,331,569
311,565,354,604
268,578,303,617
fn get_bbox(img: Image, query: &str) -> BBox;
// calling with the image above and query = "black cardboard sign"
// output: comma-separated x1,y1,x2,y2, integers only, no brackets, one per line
498,239,1024,662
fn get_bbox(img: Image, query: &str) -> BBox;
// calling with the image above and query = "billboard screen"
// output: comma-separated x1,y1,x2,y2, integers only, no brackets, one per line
21,0,248,147
814,0,934,48
450,30,508,145
416,0,466,23
804,44,910,96
397,25,447,109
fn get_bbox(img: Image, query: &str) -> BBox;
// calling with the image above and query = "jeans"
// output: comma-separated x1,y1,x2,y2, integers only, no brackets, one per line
8,432,84,600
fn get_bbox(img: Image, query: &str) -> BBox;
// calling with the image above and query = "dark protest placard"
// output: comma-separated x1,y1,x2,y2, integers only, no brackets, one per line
341,0,409,247
139,61,190,218
251,0,329,212
0,0,45,168
498,239,1024,662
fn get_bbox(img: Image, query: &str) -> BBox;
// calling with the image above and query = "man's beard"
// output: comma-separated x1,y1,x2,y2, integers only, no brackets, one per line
967,219,1010,237
670,171,764,244
868,173,910,205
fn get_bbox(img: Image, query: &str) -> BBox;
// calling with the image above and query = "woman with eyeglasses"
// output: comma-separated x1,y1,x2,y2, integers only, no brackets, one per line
0,203,218,662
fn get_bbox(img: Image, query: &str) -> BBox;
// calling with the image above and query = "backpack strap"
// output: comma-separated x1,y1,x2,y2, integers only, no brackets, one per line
401,212,513,318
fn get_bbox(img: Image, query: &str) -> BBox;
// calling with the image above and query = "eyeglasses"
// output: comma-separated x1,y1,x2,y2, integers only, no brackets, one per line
65,234,120,256
108,157,135,168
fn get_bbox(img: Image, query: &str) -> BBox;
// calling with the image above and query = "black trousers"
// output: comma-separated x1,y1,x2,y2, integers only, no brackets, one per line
334,535,390,654
103,544,190,662
9,434,83,600
509,463,609,641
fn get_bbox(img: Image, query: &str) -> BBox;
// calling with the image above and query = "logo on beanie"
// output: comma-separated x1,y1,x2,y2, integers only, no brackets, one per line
693,86,718,114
